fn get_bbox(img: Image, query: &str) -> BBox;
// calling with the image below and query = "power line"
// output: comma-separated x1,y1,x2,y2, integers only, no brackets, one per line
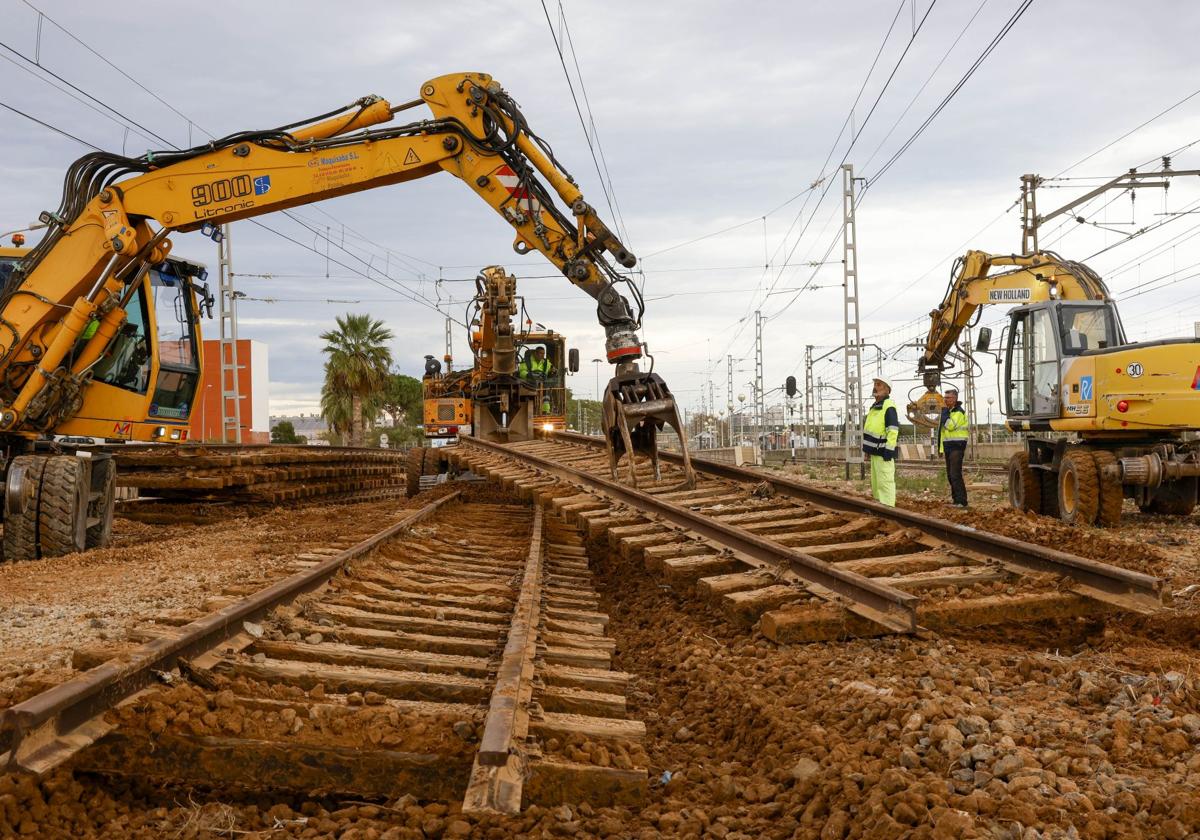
1,98,101,150
0,38,176,149
703,1,940,385
1053,84,1200,178
557,1,631,248
860,0,991,173
538,0,624,245
3,99,458,322
19,0,197,132
11,0,453,291
0,50,161,150
866,0,1036,188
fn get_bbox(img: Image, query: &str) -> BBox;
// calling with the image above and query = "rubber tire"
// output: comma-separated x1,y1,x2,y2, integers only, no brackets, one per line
1008,452,1040,512
86,457,116,549
3,455,46,562
1090,450,1124,527
1058,449,1100,526
406,447,426,497
1143,477,1198,516
1039,470,1060,518
38,456,88,557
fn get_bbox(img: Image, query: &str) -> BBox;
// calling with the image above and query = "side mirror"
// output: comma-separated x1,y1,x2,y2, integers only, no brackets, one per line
568,348,580,373
785,375,797,398
976,327,993,353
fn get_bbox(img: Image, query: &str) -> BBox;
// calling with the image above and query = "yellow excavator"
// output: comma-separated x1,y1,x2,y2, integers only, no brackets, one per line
912,249,1200,525
410,265,585,495
0,71,692,559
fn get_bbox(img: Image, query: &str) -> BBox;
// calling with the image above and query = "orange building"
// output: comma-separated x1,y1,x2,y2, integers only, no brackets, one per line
187,339,271,444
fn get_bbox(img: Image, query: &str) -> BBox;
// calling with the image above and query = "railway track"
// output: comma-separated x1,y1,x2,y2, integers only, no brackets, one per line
0,490,643,817
772,456,1008,476
451,432,1164,643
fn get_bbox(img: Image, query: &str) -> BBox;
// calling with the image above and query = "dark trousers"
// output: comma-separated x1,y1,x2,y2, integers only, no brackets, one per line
944,446,967,506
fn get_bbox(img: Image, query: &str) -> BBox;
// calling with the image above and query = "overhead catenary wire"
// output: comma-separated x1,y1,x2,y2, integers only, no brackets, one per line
865,0,1036,188
538,0,625,247
1,100,463,323
9,0,469,302
704,1,941,385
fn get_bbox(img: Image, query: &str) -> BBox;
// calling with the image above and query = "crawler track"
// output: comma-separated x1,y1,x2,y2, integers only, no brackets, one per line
1,493,643,815
451,433,1164,643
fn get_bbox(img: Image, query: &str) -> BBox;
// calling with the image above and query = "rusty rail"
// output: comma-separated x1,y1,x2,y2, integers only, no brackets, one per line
0,491,460,775
549,430,1163,613
463,503,546,814
462,437,921,634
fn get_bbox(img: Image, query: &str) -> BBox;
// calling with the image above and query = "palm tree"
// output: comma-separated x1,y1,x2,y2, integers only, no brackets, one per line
320,314,394,446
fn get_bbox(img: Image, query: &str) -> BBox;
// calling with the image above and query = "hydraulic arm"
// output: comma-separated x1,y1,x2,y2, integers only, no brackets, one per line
6,71,692,486
910,249,1112,426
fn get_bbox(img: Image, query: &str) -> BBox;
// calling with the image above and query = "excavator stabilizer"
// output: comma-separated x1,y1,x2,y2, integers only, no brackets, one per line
602,371,696,490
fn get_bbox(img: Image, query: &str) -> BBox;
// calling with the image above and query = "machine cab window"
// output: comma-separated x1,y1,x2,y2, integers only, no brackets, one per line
1006,304,1062,419
0,256,18,292
147,261,204,420
517,339,566,418
517,342,560,384
93,286,152,393
1059,303,1121,355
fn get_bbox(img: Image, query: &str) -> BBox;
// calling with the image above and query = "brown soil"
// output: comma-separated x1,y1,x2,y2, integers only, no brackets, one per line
0,496,432,711
3,476,1199,838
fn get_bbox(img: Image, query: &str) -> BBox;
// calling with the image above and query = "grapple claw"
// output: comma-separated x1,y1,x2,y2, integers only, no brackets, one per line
906,388,945,429
602,371,696,490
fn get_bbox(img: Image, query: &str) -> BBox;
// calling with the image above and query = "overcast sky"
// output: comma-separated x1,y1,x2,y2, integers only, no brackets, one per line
4,0,1200,427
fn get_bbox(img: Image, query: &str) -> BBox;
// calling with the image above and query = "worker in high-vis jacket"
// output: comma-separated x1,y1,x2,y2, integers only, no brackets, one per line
519,347,554,413
938,387,970,506
862,378,900,506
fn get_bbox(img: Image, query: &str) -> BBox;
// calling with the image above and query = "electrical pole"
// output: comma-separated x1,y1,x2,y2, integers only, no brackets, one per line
962,327,979,455
754,310,764,457
817,377,824,443
444,315,453,372
804,344,814,459
218,224,241,444
841,164,865,480
726,354,734,448
1020,161,1200,255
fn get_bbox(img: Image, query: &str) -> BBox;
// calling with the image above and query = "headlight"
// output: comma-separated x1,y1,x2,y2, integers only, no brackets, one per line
542,423,555,431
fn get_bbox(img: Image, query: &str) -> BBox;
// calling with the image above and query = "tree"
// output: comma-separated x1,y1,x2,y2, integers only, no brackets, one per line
381,371,423,427
320,314,394,447
270,420,306,444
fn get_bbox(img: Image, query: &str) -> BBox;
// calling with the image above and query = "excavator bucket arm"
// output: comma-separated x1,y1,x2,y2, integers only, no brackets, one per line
6,72,694,487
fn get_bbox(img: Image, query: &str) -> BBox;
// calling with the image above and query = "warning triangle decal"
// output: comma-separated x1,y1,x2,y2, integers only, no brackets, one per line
403,148,421,165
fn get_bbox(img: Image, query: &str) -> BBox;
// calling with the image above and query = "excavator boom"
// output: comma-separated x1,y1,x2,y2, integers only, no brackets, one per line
912,247,1200,525
910,250,1114,426
6,71,694,487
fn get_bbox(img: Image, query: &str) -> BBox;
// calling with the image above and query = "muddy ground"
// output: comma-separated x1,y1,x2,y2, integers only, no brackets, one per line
0,493,439,711
1,473,1198,838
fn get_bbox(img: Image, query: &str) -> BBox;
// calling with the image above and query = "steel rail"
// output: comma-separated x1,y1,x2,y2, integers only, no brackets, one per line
0,491,460,775
460,438,920,634
549,430,1164,612
463,503,545,814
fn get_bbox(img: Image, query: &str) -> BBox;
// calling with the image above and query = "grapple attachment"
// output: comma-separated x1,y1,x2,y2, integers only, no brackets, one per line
906,388,945,429
602,371,696,490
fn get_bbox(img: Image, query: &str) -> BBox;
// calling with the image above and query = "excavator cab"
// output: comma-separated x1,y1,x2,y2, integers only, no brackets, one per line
997,300,1126,421
515,333,575,432
58,257,211,442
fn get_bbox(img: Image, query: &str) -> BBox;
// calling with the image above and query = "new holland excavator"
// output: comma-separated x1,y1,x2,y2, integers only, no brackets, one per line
408,265,586,495
0,71,692,560
911,249,1200,526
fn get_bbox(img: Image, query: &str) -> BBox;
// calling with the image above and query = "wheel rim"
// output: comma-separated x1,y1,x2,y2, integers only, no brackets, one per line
1062,468,1077,515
